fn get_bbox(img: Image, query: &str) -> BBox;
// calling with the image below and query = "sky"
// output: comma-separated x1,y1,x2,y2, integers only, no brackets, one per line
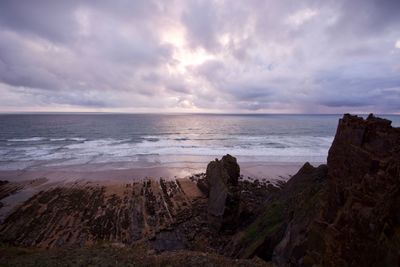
0,0,399,114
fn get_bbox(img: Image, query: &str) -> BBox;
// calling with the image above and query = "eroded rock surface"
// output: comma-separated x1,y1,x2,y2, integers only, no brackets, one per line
206,154,241,231
226,162,328,263
310,114,400,266
228,114,400,267
0,172,275,255
0,179,204,248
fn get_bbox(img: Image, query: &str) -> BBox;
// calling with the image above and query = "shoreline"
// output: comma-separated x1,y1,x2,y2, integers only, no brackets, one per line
0,160,319,183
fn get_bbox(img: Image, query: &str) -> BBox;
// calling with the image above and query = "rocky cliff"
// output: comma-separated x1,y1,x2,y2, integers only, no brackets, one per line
313,114,400,266
228,114,400,266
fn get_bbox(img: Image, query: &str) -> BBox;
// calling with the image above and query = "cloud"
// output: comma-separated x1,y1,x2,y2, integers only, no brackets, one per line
0,0,399,113
396,40,400,49
285,8,318,27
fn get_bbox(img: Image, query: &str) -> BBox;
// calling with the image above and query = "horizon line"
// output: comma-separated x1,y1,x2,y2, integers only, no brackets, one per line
0,111,399,116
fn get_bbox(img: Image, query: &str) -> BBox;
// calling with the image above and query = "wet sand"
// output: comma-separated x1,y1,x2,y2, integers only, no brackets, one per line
0,161,315,183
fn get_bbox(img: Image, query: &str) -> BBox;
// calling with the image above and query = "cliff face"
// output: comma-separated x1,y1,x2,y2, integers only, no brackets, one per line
313,114,400,266
228,114,400,267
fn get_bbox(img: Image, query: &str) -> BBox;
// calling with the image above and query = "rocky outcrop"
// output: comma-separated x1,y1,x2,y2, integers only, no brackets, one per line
206,154,241,232
272,163,328,266
226,162,328,263
0,179,205,248
307,114,400,266
228,114,400,267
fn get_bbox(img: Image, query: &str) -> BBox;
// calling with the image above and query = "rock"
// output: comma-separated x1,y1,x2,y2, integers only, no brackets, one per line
206,154,241,232
150,230,187,252
226,162,328,262
272,163,328,265
310,113,400,266
196,178,209,196
227,114,400,267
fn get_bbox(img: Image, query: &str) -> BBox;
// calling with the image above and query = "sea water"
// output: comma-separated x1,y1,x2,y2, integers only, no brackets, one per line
0,114,399,170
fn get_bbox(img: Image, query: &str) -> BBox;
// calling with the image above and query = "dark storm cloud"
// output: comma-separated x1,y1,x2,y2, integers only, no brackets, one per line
0,0,399,113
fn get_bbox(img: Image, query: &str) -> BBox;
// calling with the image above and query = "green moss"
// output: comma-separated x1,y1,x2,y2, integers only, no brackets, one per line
239,201,285,258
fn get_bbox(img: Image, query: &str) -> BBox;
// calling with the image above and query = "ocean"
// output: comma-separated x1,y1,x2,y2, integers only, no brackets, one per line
1,114,399,171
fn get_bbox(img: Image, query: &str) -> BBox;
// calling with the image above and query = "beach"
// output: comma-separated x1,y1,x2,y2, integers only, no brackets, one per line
0,160,307,224
0,160,306,183
0,155,288,254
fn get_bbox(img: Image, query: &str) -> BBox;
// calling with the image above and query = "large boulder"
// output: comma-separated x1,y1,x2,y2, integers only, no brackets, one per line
206,154,241,231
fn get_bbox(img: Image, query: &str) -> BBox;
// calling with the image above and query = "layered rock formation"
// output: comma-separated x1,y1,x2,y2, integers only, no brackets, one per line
206,154,241,231
228,114,400,266
0,158,273,255
0,179,204,248
311,114,400,266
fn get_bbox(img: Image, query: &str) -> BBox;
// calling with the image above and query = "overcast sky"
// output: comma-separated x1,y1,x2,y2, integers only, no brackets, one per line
0,0,399,113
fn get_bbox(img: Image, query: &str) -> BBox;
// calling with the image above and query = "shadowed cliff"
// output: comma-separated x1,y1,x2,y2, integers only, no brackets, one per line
228,114,400,266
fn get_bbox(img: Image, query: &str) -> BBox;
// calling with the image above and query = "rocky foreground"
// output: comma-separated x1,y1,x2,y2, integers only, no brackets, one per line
0,113,399,266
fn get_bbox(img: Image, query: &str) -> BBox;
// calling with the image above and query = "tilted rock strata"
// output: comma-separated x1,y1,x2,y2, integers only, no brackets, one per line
0,179,203,248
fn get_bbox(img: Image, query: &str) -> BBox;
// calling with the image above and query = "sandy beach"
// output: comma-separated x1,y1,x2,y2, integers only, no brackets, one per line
0,160,312,183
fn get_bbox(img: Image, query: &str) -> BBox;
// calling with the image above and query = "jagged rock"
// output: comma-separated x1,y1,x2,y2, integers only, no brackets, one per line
206,154,241,231
226,162,328,262
307,113,400,267
272,163,328,266
227,114,400,267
